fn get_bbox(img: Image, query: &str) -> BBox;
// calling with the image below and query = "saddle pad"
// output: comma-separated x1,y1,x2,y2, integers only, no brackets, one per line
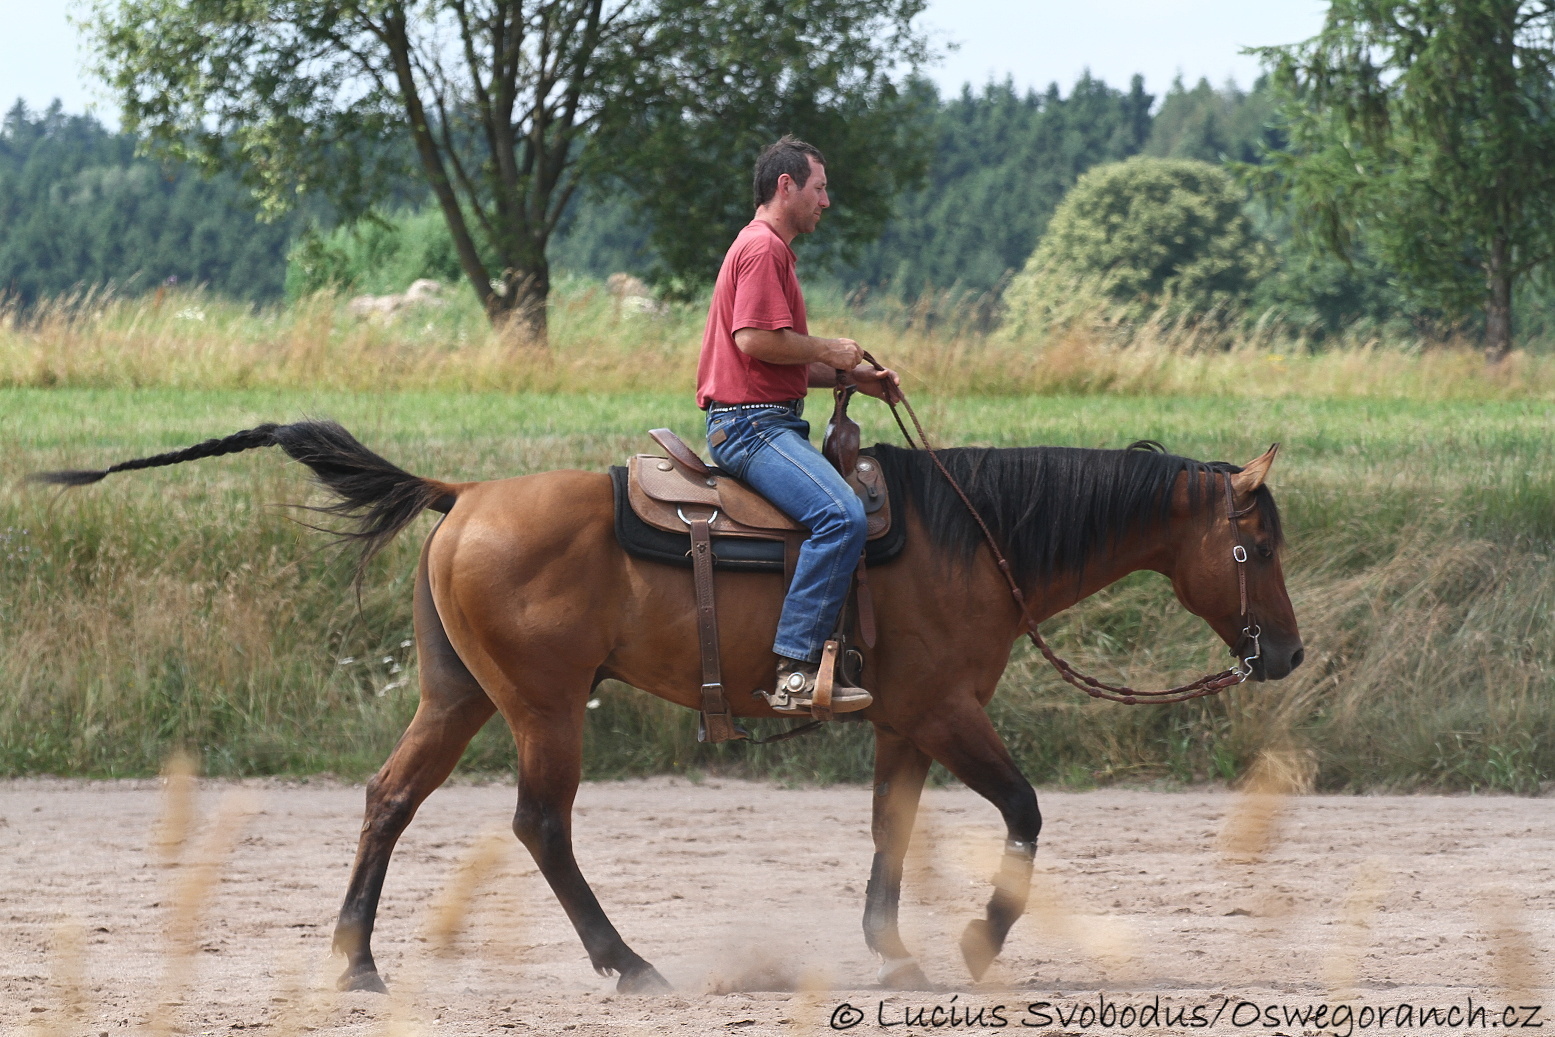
611,465,906,573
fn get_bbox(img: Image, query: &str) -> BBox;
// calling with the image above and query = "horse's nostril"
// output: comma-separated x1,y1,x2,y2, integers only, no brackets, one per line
1290,647,1305,670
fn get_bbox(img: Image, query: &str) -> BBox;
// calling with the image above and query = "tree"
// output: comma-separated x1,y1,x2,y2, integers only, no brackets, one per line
593,13,933,299
1251,0,1555,360
87,0,929,340
0,100,305,303
835,74,1155,299
1144,75,1281,164
1002,157,1272,336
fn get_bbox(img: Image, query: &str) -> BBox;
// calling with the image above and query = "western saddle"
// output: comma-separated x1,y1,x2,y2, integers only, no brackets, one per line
620,385,890,742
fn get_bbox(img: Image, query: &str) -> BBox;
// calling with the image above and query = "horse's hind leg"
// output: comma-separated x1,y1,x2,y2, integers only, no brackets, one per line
863,725,934,989
332,549,496,993
505,689,672,994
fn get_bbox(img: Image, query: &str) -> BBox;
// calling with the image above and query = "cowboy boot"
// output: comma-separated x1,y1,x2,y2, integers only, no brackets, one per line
765,655,873,715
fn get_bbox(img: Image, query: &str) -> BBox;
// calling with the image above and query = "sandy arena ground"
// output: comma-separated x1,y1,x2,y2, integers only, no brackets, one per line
1,777,1551,1036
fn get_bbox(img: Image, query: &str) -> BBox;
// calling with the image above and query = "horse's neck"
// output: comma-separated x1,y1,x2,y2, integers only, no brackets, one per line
1020,523,1177,625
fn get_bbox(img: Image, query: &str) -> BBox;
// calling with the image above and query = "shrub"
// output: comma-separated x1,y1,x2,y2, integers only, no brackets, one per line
1003,157,1273,336
284,209,466,299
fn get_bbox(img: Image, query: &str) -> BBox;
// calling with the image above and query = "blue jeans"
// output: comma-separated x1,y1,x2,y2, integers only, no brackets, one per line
706,402,867,663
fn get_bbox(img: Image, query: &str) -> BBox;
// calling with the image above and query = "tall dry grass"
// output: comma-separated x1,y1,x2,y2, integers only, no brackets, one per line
990,522,1555,793
6,280,1555,400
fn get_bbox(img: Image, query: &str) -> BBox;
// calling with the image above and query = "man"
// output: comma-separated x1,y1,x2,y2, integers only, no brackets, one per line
697,135,900,716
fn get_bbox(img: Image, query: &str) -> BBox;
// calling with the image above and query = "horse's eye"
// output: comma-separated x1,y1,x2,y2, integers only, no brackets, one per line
1256,542,1275,559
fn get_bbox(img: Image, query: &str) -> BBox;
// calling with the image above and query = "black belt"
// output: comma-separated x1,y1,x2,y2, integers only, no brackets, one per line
707,398,804,417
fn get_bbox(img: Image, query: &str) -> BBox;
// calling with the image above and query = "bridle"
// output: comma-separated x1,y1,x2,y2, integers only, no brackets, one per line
1223,473,1263,685
866,351,1266,706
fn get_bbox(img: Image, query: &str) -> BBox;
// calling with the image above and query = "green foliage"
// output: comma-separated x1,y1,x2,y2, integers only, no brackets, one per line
88,0,932,333
1251,0,1555,357
1004,157,1273,333
548,193,657,284
1130,77,1427,338
594,3,934,299
1249,236,1414,339
36,25,1555,352
0,100,301,303
1239,197,1420,339
284,210,467,299
284,199,663,298
834,75,1154,299
1144,76,1282,163
1513,274,1555,341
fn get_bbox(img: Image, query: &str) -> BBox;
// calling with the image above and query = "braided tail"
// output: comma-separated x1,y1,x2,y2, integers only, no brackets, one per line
30,424,283,485
29,421,457,577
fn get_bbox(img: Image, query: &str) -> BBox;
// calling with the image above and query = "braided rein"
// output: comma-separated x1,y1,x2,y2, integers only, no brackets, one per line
863,351,1260,705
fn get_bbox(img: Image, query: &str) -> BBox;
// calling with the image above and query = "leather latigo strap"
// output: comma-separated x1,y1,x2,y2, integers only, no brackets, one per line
854,554,877,648
688,510,744,743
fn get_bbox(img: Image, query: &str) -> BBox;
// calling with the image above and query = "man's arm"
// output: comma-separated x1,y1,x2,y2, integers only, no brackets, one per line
733,327,900,400
807,361,843,387
733,326,861,369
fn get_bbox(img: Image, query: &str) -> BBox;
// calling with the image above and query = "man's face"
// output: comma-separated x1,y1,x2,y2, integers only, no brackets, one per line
782,157,829,234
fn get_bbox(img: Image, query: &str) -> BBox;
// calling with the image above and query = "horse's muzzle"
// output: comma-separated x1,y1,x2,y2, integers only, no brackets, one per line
1248,640,1304,682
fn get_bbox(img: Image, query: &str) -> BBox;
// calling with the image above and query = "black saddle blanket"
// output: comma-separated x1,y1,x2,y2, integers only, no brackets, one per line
609,465,906,572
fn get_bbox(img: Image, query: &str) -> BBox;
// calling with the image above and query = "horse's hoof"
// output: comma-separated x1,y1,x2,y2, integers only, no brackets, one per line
337,966,389,994
878,957,933,990
617,963,673,994
959,919,999,981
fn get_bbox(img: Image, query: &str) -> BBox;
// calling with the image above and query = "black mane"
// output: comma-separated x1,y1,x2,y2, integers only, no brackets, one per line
871,441,1282,585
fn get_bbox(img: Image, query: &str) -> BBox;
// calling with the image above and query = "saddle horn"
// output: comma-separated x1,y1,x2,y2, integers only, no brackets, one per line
822,380,860,478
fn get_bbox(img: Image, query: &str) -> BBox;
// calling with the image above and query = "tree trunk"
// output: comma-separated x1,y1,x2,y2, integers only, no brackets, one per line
1484,235,1513,363
490,260,550,344
381,14,501,322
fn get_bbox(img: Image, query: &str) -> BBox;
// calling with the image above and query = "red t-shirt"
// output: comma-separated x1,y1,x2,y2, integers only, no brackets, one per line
696,219,810,409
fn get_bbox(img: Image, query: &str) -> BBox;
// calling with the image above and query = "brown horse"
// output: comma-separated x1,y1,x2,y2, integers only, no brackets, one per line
35,422,1301,992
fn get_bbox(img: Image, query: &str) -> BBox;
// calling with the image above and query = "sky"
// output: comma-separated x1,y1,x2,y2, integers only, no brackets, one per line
919,0,1328,99
1,0,1329,123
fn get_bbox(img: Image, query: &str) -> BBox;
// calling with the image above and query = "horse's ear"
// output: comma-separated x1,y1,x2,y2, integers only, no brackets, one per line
1231,443,1279,497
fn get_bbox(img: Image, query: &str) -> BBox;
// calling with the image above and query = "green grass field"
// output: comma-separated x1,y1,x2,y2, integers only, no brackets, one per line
5,383,1553,791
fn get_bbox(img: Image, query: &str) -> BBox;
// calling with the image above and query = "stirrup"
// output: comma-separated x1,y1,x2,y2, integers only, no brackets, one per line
763,646,872,716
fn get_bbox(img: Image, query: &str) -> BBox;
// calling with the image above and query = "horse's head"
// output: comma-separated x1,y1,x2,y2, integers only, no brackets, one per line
1168,445,1302,682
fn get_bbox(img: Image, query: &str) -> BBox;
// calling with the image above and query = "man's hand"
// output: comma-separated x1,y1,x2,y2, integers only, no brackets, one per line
733,326,896,398
848,361,901,402
816,337,863,370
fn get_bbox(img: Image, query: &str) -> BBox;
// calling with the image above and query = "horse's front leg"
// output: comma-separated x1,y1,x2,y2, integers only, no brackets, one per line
864,724,935,988
907,700,1042,982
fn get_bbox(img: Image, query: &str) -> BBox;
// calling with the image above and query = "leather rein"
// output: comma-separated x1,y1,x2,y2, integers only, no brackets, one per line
863,351,1262,705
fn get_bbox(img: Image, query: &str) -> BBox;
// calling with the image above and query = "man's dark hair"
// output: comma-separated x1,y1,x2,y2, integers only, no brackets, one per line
753,135,826,208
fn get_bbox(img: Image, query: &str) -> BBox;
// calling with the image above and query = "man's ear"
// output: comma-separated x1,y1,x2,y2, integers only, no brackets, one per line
1231,443,1279,497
